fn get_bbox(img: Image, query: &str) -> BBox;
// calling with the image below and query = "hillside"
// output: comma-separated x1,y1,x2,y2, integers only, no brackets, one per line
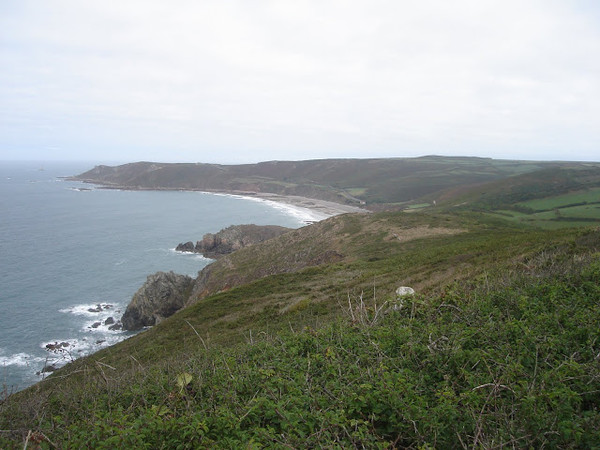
71,156,568,207
2,209,600,447
435,165,600,229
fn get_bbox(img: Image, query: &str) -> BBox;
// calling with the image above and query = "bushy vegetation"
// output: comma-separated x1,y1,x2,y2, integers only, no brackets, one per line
2,231,600,448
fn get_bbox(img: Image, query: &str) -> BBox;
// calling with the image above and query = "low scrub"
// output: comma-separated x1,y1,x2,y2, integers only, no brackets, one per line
2,249,599,448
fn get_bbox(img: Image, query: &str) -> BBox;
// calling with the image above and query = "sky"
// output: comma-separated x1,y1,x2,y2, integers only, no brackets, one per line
1,0,600,164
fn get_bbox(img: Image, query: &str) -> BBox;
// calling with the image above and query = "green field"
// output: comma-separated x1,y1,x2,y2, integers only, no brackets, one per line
516,187,600,211
487,206,600,229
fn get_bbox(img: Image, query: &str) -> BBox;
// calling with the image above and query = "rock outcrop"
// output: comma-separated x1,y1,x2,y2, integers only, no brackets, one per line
121,271,194,331
176,224,291,258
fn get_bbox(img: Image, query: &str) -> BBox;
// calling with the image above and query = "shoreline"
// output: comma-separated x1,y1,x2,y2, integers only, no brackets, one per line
215,191,368,222
72,180,369,223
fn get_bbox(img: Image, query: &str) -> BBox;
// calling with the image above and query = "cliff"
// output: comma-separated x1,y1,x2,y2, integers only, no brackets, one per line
121,271,194,330
176,224,291,258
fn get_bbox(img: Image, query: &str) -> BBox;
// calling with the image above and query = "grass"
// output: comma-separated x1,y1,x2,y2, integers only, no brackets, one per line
485,205,600,229
516,187,600,211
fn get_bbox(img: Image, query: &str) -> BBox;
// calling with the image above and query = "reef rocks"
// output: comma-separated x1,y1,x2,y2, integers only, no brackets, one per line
121,271,194,331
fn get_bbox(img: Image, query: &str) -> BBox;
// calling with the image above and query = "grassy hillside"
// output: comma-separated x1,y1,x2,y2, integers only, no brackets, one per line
71,156,565,206
2,210,600,447
436,165,600,229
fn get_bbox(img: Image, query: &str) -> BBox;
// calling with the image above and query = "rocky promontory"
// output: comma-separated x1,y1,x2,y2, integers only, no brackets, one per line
176,224,291,258
121,271,194,331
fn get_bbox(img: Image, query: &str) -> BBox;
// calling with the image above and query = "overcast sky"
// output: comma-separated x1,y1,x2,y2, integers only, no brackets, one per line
1,1,599,163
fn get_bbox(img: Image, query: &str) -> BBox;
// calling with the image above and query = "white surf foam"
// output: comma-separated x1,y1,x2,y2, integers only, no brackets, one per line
0,352,45,367
207,192,328,224
170,247,213,261
59,303,117,317
41,334,126,360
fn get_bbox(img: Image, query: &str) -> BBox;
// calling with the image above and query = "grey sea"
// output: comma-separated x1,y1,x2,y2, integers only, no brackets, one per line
0,161,316,392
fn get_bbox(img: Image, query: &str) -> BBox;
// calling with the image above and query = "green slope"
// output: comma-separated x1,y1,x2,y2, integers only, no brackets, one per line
2,211,600,447
436,165,600,228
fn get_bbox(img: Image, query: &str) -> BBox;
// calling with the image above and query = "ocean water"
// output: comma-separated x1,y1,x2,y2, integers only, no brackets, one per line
0,161,319,392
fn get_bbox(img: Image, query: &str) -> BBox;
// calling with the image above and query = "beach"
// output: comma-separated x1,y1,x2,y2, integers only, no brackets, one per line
217,192,368,223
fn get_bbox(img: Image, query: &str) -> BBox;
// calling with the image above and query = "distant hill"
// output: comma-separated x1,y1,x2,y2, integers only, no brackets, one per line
71,156,574,206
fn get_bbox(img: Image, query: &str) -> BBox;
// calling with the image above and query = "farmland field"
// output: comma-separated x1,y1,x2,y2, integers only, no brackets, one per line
516,187,600,211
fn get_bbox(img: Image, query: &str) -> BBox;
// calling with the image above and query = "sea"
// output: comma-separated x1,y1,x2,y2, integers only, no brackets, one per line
0,161,322,393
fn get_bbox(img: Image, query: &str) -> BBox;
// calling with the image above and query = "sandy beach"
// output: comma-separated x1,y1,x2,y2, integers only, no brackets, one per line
233,192,368,222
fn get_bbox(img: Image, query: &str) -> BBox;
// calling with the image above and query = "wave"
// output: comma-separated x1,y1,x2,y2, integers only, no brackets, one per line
68,186,93,192
169,248,213,261
250,197,329,223
40,334,127,361
0,352,45,367
59,303,119,317
207,192,328,224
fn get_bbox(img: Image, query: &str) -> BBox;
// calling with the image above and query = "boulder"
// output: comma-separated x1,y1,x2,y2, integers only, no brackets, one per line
108,322,122,331
176,241,195,252
104,316,115,325
396,286,415,297
40,364,57,373
121,271,194,331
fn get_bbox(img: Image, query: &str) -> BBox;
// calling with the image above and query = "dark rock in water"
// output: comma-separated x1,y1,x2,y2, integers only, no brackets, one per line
91,321,101,328
88,303,112,312
121,271,194,331
37,364,58,375
41,364,57,373
176,241,195,252
104,316,115,325
108,322,122,331
45,342,70,353
96,339,106,345
177,224,291,259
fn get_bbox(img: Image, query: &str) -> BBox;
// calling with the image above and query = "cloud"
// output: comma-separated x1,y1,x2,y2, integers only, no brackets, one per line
1,0,599,162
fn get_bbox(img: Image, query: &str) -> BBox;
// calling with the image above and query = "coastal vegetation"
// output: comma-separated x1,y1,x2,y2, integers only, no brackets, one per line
2,156,600,447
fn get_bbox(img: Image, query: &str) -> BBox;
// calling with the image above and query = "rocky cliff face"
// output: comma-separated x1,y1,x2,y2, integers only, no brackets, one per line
121,271,194,331
176,224,291,258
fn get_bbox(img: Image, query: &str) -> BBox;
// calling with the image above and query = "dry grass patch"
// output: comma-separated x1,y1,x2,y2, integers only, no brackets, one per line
384,225,465,242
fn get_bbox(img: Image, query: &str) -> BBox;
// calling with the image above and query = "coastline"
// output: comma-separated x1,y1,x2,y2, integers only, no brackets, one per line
73,180,369,223
213,191,368,223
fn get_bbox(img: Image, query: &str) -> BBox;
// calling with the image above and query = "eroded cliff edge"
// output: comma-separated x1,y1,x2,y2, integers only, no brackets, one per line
121,271,194,331
176,224,291,259
120,214,464,331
